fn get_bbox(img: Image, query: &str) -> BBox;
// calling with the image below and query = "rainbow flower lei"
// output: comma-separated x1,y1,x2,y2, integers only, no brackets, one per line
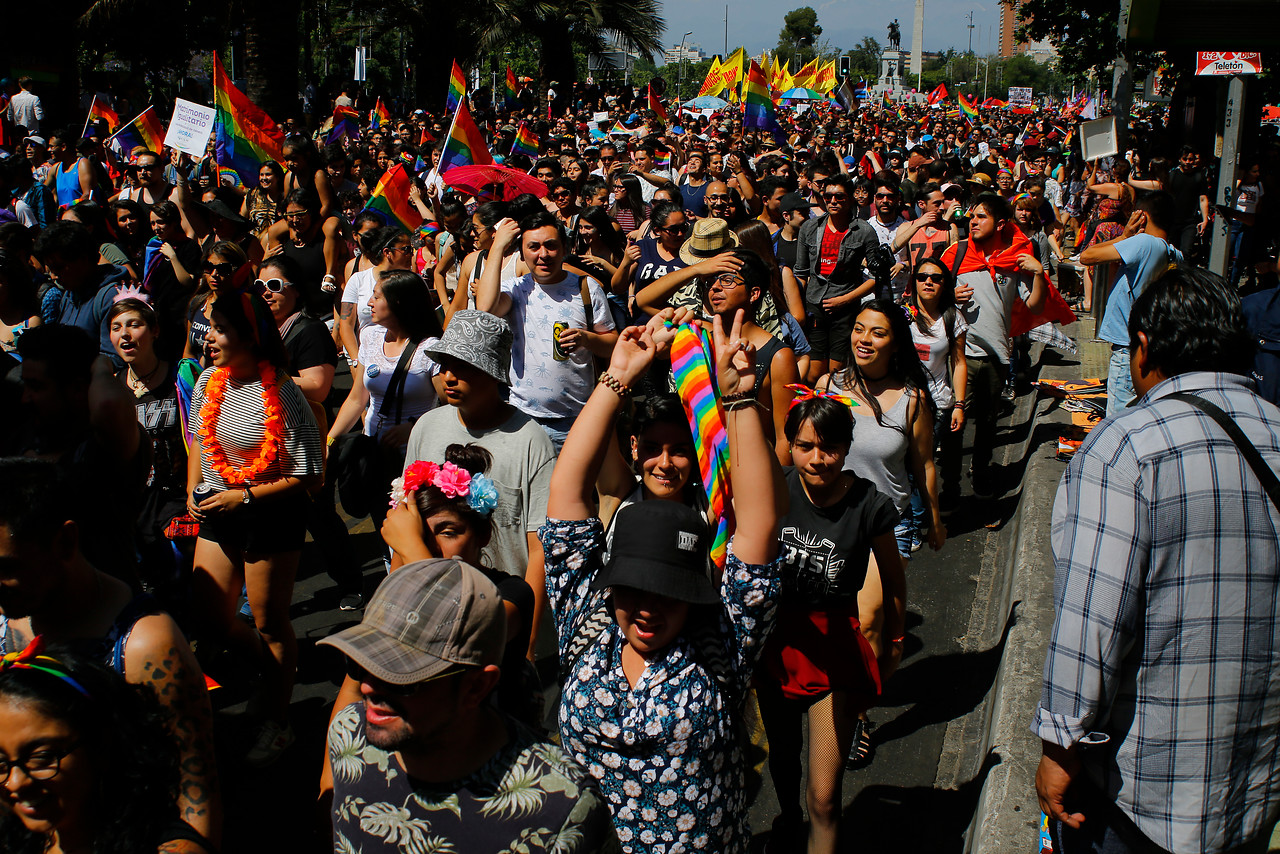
389,461,499,515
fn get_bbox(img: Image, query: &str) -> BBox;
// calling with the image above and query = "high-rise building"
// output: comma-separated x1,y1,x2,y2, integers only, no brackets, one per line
999,0,1020,57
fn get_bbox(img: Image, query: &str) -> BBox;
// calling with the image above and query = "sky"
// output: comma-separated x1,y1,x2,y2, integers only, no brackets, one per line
655,0,1004,62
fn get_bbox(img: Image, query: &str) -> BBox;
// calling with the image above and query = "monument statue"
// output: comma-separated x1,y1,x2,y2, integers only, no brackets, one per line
887,19,901,49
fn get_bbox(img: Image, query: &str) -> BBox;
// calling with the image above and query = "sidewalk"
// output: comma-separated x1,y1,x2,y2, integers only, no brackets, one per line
932,317,1110,854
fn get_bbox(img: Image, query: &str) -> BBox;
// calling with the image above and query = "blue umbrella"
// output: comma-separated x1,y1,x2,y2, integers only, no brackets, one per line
684,95,730,109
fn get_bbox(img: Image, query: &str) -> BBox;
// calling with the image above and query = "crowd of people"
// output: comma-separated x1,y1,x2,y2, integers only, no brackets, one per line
1,70,1279,854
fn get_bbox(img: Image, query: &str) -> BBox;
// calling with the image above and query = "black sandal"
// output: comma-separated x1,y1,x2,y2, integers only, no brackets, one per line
845,716,876,770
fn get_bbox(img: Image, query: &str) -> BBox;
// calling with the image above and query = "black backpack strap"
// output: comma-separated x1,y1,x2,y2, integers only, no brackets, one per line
559,599,614,682
378,336,422,426
1166,392,1280,514
948,238,969,278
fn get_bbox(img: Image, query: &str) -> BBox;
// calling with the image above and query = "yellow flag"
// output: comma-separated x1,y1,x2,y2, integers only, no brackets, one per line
814,60,837,93
792,57,819,89
722,47,745,101
698,56,724,96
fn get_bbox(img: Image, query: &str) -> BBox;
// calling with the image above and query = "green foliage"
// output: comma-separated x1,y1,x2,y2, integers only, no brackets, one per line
1007,0,1160,79
842,37,881,82
774,7,823,68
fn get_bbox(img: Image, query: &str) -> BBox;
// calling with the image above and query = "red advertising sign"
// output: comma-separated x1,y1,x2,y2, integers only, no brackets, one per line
1195,52,1263,76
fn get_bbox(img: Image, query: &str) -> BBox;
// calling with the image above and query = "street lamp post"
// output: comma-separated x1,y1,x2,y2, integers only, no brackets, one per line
678,31,692,102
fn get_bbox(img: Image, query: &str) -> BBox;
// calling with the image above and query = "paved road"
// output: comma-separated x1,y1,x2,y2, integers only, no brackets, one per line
209,358,1050,853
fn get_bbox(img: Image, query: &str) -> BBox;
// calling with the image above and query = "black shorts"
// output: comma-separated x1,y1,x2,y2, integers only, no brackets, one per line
805,303,855,363
197,493,310,555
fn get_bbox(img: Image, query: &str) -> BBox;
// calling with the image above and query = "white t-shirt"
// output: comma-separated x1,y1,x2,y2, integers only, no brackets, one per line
341,267,378,334
637,168,676,203
868,213,911,296
909,310,968,409
356,326,440,440
1235,183,1265,216
500,271,616,420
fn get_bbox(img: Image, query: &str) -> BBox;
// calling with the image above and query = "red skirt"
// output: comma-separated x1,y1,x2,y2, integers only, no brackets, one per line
761,603,882,703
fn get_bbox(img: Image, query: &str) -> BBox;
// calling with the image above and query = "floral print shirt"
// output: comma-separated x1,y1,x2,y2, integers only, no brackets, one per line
329,702,620,853
541,517,781,854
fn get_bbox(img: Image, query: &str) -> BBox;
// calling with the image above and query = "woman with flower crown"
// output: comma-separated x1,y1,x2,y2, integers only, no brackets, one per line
185,290,323,768
317,443,538,812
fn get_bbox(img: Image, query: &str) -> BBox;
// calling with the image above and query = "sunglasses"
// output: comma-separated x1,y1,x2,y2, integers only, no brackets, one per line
283,211,309,220
915,272,945,283
550,191,571,200
203,262,236,276
822,193,848,201
255,278,293,293
874,192,898,200
345,660,466,696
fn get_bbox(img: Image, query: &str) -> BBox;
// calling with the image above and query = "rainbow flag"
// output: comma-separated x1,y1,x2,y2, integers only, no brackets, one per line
654,147,671,171
958,91,979,123
438,100,492,173
504,68,520,111
446,60,466,113
670,323,733,575
364,163,422,232
329,105,360,144
86,97,120,135
213,52,285,188
510,121,538,158
109,106,166,155
370,97,391,130
742,60,784,144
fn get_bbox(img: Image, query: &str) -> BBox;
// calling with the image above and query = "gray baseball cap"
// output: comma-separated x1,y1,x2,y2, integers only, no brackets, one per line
424,310,512,385
318,558,506,685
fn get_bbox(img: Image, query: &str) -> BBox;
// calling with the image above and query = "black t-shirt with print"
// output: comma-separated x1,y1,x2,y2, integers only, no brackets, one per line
777,467,898,608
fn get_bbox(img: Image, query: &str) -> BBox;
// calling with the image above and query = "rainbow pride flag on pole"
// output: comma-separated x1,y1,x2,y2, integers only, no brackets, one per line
510,121,538,158
958,91,979,124
370,97,391,130
108,106,165,155
329,105,361,144
438,100,493,173
364,163,422,232
647,83,668,123
213,52,285,188
84,97,120,137
504,68,520,111
670,323,733,575
446,60,466,113
742,60,785,144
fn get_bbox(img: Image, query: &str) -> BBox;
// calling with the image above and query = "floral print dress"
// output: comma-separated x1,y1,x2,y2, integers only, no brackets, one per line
542,517,781,854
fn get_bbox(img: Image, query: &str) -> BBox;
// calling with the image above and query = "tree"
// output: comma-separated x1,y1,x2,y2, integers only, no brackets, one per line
844,36,881,83
1005,0,1160,79
774,7,823,70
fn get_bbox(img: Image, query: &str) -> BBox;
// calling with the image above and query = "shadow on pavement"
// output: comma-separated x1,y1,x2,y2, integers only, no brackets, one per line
874,604,1019,747
840,749,1003,853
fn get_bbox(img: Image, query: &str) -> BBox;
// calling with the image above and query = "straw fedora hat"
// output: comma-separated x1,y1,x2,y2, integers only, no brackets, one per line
678,217,739,266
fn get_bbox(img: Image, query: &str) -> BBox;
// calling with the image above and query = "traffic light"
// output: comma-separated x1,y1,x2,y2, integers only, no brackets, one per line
839,55,852,78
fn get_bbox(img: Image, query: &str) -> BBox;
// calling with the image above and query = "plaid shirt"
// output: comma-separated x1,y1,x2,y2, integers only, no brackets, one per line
1033,372,1280,854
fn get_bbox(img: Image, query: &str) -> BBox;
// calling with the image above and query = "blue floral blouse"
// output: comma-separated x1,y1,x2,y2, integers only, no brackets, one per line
541,517,781,854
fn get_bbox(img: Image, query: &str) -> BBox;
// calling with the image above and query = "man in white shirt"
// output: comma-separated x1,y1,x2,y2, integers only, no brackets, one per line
629,141,675,204
8,77,43,135
867,175,912,297
475,211,618,451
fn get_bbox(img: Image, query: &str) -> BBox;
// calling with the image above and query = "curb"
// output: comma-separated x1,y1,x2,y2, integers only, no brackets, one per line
931,332,1094,853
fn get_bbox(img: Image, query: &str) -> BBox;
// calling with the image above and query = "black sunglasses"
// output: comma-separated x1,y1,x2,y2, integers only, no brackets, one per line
915,272,945,283
203,262,235,276
345,660,465,696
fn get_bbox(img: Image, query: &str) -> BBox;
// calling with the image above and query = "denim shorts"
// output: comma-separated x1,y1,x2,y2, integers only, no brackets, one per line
1106,346,1136,417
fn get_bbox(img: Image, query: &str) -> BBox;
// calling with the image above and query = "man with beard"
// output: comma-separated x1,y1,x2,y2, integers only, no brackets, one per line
321,558,618,852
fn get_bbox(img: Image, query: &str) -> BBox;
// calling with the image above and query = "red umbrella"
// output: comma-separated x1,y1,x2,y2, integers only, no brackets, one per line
441,164,547,201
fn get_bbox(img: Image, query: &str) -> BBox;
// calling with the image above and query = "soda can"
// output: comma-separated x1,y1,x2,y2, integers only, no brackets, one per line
552,321,570,361
192,482,218,507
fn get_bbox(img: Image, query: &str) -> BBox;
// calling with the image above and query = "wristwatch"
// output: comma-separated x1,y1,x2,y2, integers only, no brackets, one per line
242,488,254,505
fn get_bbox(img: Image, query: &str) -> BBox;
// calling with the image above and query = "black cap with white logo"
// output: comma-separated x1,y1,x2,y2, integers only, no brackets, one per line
591,501,718,604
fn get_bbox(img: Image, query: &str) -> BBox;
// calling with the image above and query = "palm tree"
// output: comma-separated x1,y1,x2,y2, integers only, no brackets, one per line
477,0,665,98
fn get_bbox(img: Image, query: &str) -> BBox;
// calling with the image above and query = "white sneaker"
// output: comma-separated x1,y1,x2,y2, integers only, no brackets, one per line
246,719,295,767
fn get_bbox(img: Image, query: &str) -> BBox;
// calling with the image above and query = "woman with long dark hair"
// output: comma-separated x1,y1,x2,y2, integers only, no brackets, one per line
453,201,527,322
338,226,415,358
0,643,211,854
183,240,251,366
187,291,324,767
328,270,443,539
241,160,286,237
608,172,648,235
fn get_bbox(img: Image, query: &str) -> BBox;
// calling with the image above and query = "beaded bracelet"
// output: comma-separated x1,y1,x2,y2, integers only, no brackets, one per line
598,372,631,398
720,386,756,406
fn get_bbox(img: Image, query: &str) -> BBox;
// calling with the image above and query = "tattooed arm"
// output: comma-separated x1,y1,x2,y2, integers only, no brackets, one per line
125,615,223,848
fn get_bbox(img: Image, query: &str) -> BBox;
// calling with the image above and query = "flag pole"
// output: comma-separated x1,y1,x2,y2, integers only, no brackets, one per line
82,96,96,139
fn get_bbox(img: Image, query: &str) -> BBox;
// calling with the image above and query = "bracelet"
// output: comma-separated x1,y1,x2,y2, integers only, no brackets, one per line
327,436,336,447
720,386,756,406
890,635,906,645
955,399,968,412
724,398,763,412
597,371,631,398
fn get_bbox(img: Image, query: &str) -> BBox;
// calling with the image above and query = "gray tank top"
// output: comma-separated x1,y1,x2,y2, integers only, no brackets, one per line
833,375,912,512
